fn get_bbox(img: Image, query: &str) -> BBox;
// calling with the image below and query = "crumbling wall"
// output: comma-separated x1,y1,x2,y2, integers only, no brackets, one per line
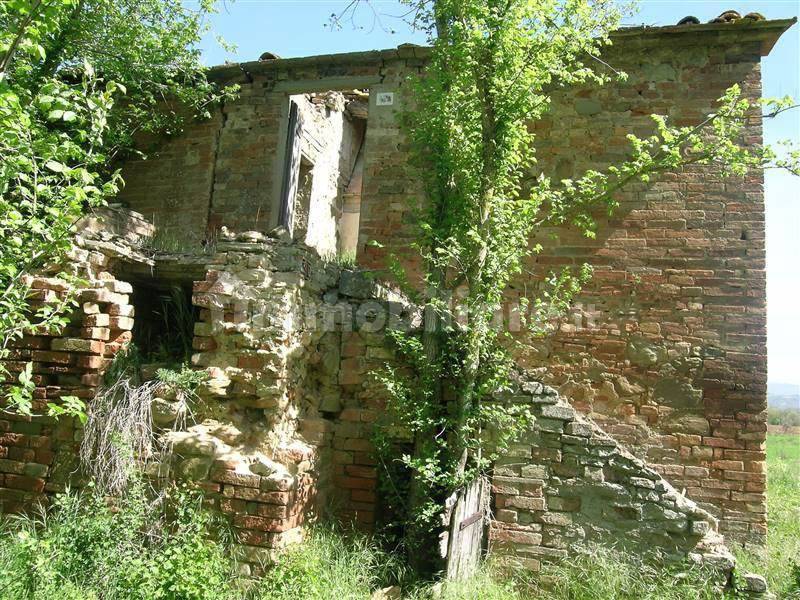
295,275,734,569
173,230,338,572
0,225,740,575
0,207,150,510
0,223,344,574
489,375,732,572
2,21,791,566
320,272,418,527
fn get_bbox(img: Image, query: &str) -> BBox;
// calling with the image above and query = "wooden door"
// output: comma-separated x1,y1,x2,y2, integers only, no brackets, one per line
444,477,488,580
278,100,303,232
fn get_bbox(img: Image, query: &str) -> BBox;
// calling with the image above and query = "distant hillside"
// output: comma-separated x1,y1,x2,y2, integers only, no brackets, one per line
769,382,800,397
768,382,800,410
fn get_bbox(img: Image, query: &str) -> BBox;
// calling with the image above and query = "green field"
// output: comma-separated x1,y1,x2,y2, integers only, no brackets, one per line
735,433,800,598
768,433,800,463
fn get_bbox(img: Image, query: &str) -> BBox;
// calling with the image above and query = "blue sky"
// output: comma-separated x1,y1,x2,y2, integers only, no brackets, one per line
195,1,800,387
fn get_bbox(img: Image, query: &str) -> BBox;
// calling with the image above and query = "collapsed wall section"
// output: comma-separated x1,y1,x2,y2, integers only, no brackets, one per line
1,222,738,575
166,230,339,572
295,277,735,569
490,376,732,572
0,223,345,574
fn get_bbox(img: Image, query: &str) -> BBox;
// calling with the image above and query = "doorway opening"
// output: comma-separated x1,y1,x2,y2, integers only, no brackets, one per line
277,90,369,262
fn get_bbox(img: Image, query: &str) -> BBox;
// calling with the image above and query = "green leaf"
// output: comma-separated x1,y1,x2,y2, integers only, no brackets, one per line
44,160,67,173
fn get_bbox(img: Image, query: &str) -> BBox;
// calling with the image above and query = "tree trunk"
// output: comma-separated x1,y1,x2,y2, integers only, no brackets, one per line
0,0,45,75
404,271,447,572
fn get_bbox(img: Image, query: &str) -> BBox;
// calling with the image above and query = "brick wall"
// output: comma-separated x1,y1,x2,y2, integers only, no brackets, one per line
116,114,222,248
3,21,792,556
352,24,790,545
0,208,148,512
511,37,769,546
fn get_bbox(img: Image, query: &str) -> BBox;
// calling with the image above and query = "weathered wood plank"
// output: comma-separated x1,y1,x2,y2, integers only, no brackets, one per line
445,477,488,580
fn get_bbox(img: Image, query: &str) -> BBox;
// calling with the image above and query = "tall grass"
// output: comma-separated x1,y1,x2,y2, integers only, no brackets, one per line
734,433,800,599
402,548,725,600
526,548,726,600
405,560,531,599
1,434,796,598
0,483,243,600
257,527,403,599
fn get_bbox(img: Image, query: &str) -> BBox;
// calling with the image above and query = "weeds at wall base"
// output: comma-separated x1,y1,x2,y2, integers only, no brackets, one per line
1,434,797,599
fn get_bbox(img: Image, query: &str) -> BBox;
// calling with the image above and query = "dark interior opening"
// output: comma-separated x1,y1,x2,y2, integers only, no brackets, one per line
129,280,198,365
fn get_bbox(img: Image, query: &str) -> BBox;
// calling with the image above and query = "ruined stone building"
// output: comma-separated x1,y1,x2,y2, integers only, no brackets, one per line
0,16,795,576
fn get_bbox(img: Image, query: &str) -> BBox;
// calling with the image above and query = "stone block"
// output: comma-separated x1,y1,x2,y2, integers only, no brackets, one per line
507,496,546,512
540,404,575,421
339,271,374,299
565,422,592,437
176,457,213,480
83,314,110,327
51,338,104,354
741,573,767,593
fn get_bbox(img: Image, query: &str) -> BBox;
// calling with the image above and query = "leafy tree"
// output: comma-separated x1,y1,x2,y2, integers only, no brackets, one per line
767,407,800,429
339,0,799,573
0,0,232,417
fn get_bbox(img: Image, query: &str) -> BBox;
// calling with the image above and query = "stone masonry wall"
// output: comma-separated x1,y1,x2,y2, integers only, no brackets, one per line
1,225,344,575
112,23,786,545
0,220,744,575
178,230,339,573
512,36,770,546
489,374,732,571
2,20,793,566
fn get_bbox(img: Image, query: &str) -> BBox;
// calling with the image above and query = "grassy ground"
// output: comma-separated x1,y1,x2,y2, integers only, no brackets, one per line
1,435,797,599
734,433,800,598
258,433,800,599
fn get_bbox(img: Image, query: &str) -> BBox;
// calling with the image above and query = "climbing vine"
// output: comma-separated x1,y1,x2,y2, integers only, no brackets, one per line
345,0,800,572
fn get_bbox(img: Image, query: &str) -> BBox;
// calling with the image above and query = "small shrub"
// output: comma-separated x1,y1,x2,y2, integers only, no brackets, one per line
156,363,210,395
0,482,243,600
103,342,144,385
257,527,402,599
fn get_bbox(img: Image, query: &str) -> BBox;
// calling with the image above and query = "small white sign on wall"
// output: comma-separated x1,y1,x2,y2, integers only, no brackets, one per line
376,92,395,106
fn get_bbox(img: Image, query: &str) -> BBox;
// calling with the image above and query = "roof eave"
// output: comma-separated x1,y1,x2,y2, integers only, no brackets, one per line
612,17,797,56
208,17,797,82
